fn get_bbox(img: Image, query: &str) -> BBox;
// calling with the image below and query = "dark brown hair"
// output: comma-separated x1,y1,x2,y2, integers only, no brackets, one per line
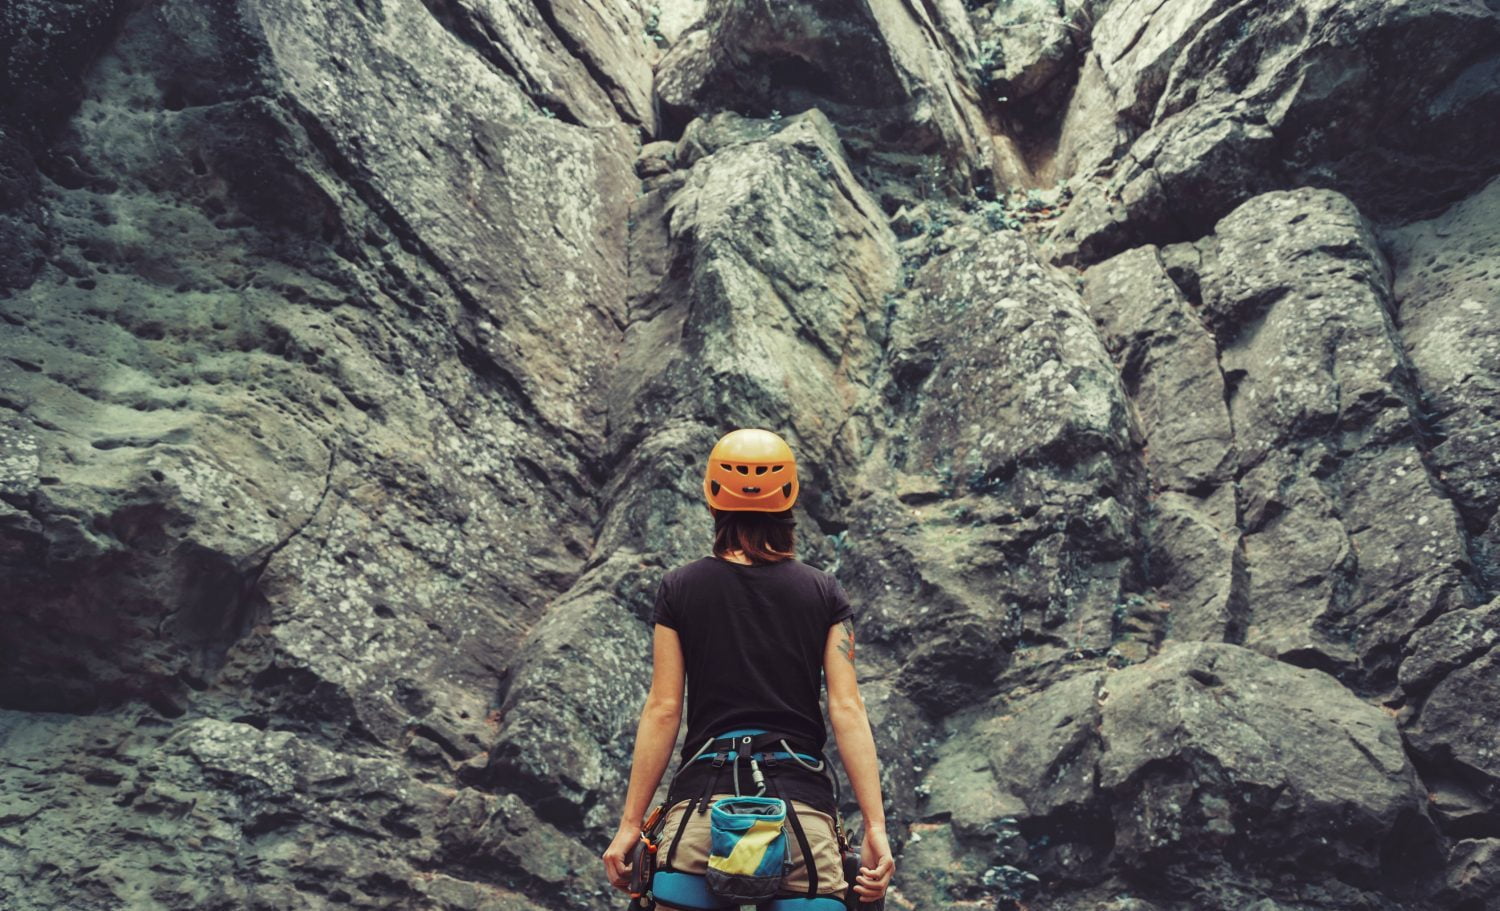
710,507,797,564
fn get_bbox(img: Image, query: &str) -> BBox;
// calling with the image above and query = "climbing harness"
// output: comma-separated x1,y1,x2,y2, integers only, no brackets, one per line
631,728,881,910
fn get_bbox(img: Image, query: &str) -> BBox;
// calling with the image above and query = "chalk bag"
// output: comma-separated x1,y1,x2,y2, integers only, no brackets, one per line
704,795,791,903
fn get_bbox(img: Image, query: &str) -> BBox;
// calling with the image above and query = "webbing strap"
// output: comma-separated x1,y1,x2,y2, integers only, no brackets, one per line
702,730,820,760
692,748,821,766
664,761,720,871
766,773,818,899
662,794,693,872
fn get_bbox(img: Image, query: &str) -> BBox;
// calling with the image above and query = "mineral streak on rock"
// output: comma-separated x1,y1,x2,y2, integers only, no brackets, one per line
1,0,1497,908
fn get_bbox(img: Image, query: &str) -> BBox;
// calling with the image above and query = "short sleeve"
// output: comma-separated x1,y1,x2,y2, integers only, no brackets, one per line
827,576,854,626
651,578,677,629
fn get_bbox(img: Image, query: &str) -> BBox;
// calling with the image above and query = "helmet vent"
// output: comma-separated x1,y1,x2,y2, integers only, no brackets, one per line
711,480,721,495
720,463,732,470
737,465,749,474
782,483,792,498
754,465,766,475
742,486,761,494
771,465,783,472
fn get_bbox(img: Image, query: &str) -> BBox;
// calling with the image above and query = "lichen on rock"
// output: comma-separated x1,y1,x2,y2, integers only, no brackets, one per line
1,0,1497,908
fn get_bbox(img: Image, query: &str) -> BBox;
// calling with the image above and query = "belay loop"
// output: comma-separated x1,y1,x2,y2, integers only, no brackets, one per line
732,734,771,798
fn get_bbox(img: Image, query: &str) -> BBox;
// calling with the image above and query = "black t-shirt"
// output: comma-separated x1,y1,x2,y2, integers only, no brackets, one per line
652,555,855,813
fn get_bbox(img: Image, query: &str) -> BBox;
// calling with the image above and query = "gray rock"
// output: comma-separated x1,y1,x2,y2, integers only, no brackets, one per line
2,0,649,905
1048,0,1500,264
838,227,1141,712
1198,189,1475,681
919,643,1437,904
1096,644,1434,882
2,0,1498,907
1083,244,1233,493
1384,176,1500,594
634,139,677,177
1147,487,1246,643
970,0,1093,115
651,0,707,45
1406,637,1500,805
654,0,994,194
417,0,656,130
0,710,597,909
1399,597,1500,697
1441,839,1500,910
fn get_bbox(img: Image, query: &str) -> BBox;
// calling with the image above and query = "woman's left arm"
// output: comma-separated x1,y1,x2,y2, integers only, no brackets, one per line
603,623,685,890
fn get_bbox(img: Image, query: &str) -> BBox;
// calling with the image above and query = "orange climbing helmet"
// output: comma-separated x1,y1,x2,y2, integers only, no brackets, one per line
703,428,799,512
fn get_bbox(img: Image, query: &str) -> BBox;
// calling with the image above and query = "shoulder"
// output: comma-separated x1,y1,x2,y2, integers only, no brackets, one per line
799,563,854,620
786,560,842,593
789,559,836,581
662,557,715,585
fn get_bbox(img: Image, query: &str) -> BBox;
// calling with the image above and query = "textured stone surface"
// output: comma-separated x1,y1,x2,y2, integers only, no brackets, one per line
1404,597,1500,821
2,0,1498,908
1385,177,1500,596
1199,189,1475,682
912,644,1438,908
1442,838,1500,911
0,709,599,909
1083,244,1242,642
1046,0,1500,265
2,0,641,906
655,0,995,203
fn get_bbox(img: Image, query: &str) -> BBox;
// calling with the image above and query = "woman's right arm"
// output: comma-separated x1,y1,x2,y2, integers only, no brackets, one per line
825,618,894,902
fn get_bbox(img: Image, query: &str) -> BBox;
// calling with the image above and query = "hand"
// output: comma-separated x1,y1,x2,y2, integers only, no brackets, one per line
852,827,894,904
602,825,638,892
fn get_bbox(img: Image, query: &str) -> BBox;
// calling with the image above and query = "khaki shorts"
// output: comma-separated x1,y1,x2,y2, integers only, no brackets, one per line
654,793,848,905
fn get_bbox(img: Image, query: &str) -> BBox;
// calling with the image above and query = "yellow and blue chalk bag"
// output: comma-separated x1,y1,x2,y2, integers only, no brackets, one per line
704,794,792,903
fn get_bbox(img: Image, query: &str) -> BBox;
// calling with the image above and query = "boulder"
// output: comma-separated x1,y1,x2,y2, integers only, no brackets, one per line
654,0,994,195
838,226,1141,712
1441,839,1500,911
1404,604,1500,807
1198,189,1474,682
1048,0,1500,264
1383,177,1500,594
914,643,1438,905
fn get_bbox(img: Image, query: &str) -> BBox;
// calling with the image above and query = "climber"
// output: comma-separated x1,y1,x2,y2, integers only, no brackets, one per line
601,427,895,910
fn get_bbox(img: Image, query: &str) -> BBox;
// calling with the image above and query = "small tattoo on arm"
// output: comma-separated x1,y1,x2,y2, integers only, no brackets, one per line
838,619,855,665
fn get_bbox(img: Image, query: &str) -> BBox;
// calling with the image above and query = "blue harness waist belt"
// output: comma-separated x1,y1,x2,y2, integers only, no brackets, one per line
693,748,822,765
651,871,846,910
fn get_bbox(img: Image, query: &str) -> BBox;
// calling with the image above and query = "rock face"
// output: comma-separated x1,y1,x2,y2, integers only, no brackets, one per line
654,0,994,204
0,0,1496,909
915,643,1437,909
1047,0,1500,265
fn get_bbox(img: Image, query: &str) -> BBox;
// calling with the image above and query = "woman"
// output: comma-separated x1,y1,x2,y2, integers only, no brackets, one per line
602,428,895,909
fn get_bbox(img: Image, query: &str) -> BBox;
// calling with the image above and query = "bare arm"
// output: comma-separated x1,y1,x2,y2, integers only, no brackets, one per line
604,624,685,891
603,627,687,888
825,618,885,833
826,618,894,902
615,623,685,830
